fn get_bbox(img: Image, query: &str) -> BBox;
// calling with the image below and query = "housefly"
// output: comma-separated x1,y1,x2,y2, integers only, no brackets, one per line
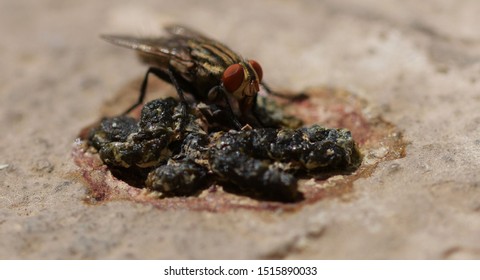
102,24,305,128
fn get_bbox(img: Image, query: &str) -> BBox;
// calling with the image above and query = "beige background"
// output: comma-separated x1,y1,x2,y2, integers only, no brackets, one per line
1,0,479,259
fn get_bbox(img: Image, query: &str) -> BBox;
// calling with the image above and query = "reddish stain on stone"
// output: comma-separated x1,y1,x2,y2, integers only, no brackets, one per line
73,81,406,212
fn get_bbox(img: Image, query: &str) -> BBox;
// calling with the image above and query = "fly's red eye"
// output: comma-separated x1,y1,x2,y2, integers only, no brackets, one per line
248,59,263,82
222,64,244,93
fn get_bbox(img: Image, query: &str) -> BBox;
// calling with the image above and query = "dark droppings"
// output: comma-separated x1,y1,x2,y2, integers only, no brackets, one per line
146,159,209,196
88,98,360,202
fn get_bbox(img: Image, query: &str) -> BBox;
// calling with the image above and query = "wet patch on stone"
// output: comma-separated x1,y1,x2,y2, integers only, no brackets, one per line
73,79,405,211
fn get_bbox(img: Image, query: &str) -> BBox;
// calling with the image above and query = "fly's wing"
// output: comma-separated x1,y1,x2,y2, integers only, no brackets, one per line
101,24,209,62
164,24,212,40
164,24,243,63
101,34,193,66
102,24,242,65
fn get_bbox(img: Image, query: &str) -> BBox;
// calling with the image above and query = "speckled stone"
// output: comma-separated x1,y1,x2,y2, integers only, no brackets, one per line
0,0,479,259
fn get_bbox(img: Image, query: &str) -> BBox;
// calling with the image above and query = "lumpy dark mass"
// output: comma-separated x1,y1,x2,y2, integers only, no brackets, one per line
88,97,360,202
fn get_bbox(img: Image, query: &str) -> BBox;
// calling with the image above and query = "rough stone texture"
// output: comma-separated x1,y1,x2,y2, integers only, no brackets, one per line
1,0,479,259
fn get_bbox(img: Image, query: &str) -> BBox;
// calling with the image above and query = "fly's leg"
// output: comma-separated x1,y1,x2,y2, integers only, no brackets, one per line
166,66,189,134
123,66,189,114
124,66,189,134
251,95,267,128
123,67,157,114
210,86,242,129
251,93,303,129
261,82,309,101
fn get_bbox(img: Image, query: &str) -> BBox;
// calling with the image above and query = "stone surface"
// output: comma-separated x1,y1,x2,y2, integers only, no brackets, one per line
1,0,479,259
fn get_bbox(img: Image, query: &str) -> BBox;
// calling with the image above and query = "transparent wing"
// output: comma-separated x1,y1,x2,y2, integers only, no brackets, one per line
101,34,192,62
164,24,212,40
165,24,243,62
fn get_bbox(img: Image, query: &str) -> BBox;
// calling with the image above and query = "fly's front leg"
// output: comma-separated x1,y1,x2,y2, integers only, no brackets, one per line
251,95,266,127
261,82,309,102
209,86,242,129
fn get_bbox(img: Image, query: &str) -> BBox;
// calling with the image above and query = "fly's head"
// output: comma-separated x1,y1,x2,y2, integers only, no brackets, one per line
221,59,263,111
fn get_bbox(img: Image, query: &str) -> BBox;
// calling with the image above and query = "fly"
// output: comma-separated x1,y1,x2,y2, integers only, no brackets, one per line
101,24,305,128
